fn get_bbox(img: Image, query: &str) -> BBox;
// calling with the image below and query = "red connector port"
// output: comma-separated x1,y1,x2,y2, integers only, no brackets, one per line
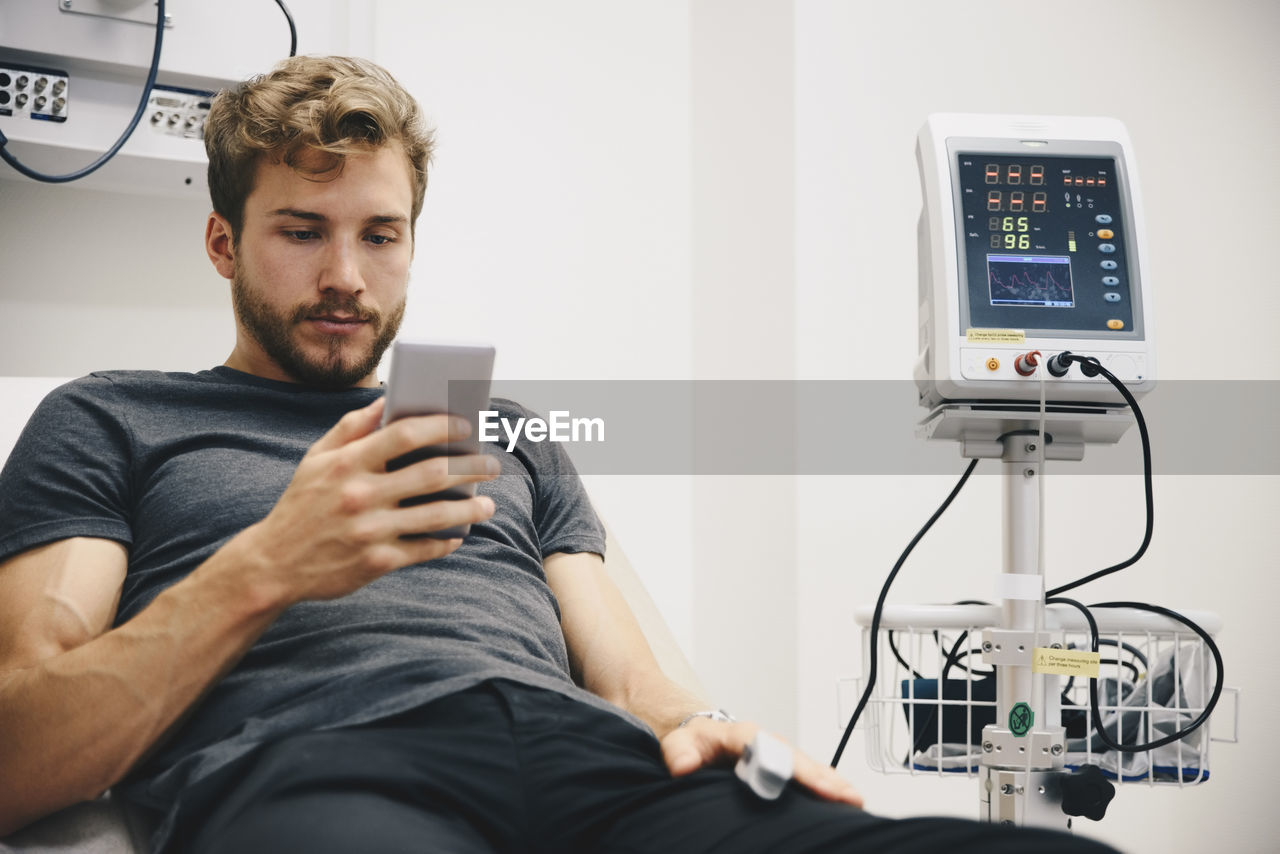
1014,350,1042,377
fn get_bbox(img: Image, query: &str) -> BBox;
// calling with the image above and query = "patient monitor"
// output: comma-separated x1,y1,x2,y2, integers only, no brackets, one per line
848,115,1231,832
914,114,1155,413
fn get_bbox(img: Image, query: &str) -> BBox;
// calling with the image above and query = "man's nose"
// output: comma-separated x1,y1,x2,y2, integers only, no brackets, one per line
317,236,364,295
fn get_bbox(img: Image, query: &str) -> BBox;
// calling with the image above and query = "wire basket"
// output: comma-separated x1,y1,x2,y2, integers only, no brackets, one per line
849,604,1234,787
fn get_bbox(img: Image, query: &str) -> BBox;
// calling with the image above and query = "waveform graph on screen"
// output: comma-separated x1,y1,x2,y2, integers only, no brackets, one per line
987,254,1075,308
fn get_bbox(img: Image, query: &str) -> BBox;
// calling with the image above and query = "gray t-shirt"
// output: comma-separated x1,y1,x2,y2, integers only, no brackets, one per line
0,367,632,844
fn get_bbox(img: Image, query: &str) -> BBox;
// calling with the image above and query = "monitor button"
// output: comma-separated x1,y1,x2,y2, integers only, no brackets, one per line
1104,292,1122,303
1102,276,1120,286
1095,214,1113,224
1099,243,1116,254
1106,319,1125,329
1097,228,1115,240
1101,260,1118,270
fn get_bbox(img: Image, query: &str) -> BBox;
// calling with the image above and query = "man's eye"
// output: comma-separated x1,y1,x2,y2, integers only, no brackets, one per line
366,234,395,246
286,230,318,241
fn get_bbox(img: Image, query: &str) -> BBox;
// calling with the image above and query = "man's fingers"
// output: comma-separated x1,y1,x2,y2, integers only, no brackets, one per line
315,495,495,586
661,728,703,776
661,720,759,777
308,397,386,455
661,720,863,809
792,752,864,808
359,413,472,471
392,494,496,539
381,452,501,506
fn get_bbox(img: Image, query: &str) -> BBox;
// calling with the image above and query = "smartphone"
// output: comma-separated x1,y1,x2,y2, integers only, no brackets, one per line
381,340,496,539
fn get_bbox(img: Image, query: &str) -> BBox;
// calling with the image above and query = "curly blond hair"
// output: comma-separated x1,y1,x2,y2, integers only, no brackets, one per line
204,55,434,239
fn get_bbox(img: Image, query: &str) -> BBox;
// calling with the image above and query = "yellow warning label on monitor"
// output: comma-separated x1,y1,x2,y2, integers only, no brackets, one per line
966,328,1026,344
1032,648,1101,678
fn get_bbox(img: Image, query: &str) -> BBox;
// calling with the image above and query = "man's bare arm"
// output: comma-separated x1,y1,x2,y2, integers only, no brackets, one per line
0,398,498,836
0,535,290,835
544,550,706,738
546,551,862,806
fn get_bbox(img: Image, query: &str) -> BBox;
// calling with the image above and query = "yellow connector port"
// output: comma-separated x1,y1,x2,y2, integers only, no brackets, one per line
986,357,1000,372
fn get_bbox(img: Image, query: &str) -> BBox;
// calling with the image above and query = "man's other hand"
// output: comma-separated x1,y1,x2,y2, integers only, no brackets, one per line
660,718,864,808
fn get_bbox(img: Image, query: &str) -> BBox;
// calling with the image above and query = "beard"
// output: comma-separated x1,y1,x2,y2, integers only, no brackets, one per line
230,267,405,390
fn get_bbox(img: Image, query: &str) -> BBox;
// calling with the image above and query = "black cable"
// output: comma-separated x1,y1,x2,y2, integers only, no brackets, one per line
922,601,994,677
1099,637,1150,671
1030,356,1224,752
1047,598,1224,753
936,600,995,678
940,632,980,677
1046,354,1153,597
1090,601,1224,752
892,601,997,682
830,456,980,769
886,631,926,681
859,356,1217,764
0,0,166,183
274,0,298,56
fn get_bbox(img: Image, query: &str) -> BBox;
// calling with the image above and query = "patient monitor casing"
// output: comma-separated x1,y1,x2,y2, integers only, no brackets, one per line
914,114,1155,410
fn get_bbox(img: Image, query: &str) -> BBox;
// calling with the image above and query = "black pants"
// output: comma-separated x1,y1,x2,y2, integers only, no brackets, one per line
175,680,1118,854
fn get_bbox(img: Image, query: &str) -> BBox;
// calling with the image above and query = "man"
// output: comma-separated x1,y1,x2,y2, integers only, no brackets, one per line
0,56,1116,853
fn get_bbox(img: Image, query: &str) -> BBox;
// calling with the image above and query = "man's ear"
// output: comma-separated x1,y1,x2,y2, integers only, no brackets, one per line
205,212,236,280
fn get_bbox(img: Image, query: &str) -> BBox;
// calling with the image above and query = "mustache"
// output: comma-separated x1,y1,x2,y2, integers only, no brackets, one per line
290,296,380,324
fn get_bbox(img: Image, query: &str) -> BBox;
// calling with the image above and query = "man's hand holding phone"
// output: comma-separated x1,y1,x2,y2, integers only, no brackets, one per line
227,342,498,607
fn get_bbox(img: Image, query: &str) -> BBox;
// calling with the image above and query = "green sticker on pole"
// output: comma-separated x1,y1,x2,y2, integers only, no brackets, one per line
1009,702,1034,736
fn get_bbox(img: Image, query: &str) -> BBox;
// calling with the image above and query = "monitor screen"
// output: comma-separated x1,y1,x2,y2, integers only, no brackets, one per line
954,151,1138,337
987,254,1073,308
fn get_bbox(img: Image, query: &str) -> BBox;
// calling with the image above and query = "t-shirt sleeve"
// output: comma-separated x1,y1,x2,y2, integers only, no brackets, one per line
497,400,606,560
0,375,134,563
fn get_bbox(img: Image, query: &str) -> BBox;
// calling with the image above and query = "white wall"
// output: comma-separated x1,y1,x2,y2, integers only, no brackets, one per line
689,0,799,737
2,1,1276,852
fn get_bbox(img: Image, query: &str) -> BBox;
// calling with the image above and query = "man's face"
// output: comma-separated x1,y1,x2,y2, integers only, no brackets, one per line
217,143,415,388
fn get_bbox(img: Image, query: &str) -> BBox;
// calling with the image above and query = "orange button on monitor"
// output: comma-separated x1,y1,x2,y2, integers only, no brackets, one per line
1097,228,1115,239
1106,319,1125,330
